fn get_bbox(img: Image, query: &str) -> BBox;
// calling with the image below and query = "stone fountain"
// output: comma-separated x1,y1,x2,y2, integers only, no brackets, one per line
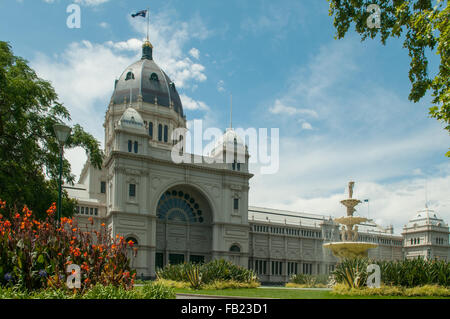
323,181,378,259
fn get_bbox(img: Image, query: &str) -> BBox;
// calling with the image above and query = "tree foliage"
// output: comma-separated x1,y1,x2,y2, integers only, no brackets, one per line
0,41,103,219
327,0,449,156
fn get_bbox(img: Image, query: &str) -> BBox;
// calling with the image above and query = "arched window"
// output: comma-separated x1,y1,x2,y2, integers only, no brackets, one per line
164,125,168,143
150,73,159,81
125,71,135,81
157,190,204,224
134,141,138,153
230,244,240,252
128,140,132,152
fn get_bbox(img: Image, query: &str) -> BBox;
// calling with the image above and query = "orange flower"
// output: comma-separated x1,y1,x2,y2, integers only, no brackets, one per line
128,240,134,247
101,223,105,227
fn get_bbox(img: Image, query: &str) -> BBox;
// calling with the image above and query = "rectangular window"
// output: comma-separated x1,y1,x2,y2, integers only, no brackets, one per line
100,181,106,194
255,260,267,275
303,263,312,275
149,122,153,139
94,208,98,216
190,255,205,264
134,141,138,153
89,208,93,215
169,254,185,265
81,207,84,214
128,140,132,152
129,184,136,197
155,253,164,269
164,125,168,143
233,198,239,210
158,124,162,141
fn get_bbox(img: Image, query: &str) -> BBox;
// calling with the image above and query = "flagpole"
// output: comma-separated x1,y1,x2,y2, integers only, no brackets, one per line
147,8,150,41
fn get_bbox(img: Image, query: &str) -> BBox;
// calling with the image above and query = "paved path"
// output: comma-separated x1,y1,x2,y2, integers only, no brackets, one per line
258,286,332,291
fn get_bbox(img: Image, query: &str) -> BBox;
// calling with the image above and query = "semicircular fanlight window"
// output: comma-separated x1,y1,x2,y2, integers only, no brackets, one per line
157,190,204,223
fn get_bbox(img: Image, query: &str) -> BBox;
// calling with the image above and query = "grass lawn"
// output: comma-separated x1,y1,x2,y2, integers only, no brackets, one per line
173,287,450,299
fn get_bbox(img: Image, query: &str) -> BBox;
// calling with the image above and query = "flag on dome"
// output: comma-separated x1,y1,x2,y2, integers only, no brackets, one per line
131,10,147,18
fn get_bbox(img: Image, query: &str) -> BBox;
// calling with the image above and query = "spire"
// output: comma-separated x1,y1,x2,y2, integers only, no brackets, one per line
142,8,153,60
230,93,233,129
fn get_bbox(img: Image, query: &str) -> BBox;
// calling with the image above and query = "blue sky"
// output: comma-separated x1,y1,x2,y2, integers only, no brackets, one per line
1,0,449,232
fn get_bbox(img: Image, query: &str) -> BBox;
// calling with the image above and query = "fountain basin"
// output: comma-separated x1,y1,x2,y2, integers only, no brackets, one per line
334,216,369,226
340,199,361,207
323,242,378,259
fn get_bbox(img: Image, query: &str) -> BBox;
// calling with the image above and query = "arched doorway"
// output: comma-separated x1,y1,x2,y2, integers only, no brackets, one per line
155,185,213,269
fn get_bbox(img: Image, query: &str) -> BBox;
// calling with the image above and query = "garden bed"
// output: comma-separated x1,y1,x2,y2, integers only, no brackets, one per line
0,282,175,299
332,283,450,297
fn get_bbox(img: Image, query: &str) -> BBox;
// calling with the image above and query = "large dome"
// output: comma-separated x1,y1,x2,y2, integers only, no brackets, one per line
406,207,446,228
111,41,183,117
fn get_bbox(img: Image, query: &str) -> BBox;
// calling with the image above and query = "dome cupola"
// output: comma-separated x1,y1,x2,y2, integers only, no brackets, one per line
118,107,145,133
111,41,184,117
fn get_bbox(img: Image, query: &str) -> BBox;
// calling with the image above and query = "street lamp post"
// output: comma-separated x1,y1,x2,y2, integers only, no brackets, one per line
53,124,71,224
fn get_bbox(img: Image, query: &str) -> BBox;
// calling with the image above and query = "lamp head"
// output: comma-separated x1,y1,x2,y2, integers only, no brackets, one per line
53,123,71,145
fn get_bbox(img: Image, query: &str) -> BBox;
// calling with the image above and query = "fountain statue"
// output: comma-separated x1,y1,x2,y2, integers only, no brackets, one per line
323,181,378,259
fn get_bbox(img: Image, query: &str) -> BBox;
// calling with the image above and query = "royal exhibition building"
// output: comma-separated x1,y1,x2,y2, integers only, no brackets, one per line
65,40,450,284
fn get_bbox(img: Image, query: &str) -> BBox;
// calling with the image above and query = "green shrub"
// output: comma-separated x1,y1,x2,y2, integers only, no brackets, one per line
0,283,175,299
81,284,139,299
333,257,450,288
156,259,259,286
332,283,450,297
288,274,329,288
140,282,176,299
203,280,260,290
333,258,369,288
186,264,202,290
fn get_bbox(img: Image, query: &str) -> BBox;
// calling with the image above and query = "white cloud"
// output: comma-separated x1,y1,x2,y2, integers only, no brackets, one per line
99,22,109,29
270,99,318,118
105,38,142,51
301,122,313,130
189,48,200,60
180,94,209,111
